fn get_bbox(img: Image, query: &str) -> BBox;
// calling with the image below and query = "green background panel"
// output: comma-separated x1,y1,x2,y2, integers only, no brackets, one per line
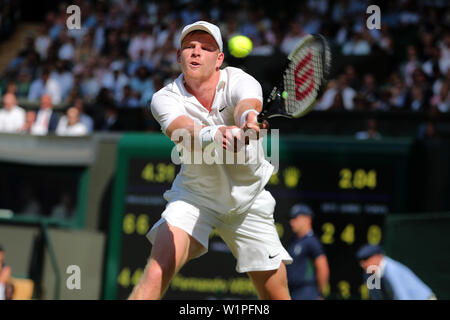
104,133,415,300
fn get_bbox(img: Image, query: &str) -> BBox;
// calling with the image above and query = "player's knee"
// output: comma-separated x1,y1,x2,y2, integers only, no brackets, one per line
145,259,175,283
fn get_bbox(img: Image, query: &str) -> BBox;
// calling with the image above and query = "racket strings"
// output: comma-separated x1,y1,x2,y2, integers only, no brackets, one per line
284,42,324,116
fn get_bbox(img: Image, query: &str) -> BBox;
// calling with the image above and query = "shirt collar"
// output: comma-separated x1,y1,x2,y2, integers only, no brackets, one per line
178,75,198,106
216,69,227,92
5,106,19,113
177,69,227,109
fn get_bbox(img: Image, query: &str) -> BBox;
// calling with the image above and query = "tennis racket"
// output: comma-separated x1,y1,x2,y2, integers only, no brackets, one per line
258,34,332,122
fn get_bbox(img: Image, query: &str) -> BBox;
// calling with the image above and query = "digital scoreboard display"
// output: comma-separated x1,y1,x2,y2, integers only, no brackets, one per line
267,162,387,300
104,133,413,300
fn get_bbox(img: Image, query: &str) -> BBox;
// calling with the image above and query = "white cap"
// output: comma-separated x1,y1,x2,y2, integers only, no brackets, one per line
179,21,223,52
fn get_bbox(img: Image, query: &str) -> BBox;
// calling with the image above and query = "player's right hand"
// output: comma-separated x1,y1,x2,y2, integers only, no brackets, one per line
241,111,269,141
215,126,246,153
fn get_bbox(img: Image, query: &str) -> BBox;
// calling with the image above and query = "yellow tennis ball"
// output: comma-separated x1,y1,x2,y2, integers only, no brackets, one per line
228,35,253,58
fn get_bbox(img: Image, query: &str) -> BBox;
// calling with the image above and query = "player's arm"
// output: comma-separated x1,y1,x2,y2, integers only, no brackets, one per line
152,93,238,152
314,254,330,297
233,98,270,134
166,115,241,152
165,115,199,143
234,98,262,128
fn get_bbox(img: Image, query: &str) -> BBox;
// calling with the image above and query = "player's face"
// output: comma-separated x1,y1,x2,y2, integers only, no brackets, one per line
178,31,224,81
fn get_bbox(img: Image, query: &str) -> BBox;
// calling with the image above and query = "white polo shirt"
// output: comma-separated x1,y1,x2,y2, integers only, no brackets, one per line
150,66,274,215
0,105,26,133
55,116,88,136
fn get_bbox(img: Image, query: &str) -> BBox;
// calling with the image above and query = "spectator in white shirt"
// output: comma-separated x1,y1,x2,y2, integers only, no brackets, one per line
58,33,76,61
180,2,201,26
28,68,62,105
56,107,88,136
0,93,26,133
281,21,307,56
34,26,51,60
342,32,371,55
155,20,181,49
355,118,382,140
128,28,156,61
130,66,155,106
50,192,75,219
101,64,129,103
93,13,106,54
401,45,422,87
50,60,74,102
80,67,101,103
430,81,450,113
318,74,356,111
73,98,94,133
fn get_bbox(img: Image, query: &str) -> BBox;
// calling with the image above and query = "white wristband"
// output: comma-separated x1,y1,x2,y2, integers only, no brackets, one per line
240,109,259,127
199,125,224,148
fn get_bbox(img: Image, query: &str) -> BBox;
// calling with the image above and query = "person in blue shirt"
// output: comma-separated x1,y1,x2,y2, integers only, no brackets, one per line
356,244,436,300
286,204,330,300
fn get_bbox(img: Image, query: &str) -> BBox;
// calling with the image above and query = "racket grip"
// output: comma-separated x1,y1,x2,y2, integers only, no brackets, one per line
256,116,270,131
257,112,265,123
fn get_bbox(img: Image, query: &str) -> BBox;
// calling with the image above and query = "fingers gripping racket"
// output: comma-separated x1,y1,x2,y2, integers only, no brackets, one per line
258,34,332,122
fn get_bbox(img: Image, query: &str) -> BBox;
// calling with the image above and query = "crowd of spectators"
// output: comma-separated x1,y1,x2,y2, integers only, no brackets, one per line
0,92,92,136
0,0,449,136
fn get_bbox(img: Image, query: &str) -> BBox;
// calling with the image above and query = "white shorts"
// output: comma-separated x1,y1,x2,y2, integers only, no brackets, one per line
147,190,293,273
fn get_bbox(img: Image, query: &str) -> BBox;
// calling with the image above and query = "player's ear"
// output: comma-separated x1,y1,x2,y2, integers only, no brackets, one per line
216,51,224,70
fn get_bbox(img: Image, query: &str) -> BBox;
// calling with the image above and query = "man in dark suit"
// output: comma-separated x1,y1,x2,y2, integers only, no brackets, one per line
31,94,59,135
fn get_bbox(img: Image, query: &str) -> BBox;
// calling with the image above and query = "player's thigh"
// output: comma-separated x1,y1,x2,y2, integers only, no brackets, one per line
247,262,288,287
147,200,215,260
148,221,204,274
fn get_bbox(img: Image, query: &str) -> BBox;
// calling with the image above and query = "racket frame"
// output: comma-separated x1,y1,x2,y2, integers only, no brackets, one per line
258,34,331,122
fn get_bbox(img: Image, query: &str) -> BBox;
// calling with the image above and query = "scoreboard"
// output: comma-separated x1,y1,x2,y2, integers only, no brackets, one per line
103,133,414,300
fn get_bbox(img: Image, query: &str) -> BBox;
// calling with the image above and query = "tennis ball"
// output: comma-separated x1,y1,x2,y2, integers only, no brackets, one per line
228,35,253,58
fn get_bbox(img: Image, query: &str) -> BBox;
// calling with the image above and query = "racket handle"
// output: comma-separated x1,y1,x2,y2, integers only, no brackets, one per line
257,112,265,123
258,89,284,123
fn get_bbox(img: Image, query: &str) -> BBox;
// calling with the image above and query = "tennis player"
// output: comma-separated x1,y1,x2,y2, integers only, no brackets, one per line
129,21,292,300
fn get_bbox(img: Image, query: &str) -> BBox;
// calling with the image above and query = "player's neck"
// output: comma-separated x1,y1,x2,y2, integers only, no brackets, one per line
184,71,220,111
